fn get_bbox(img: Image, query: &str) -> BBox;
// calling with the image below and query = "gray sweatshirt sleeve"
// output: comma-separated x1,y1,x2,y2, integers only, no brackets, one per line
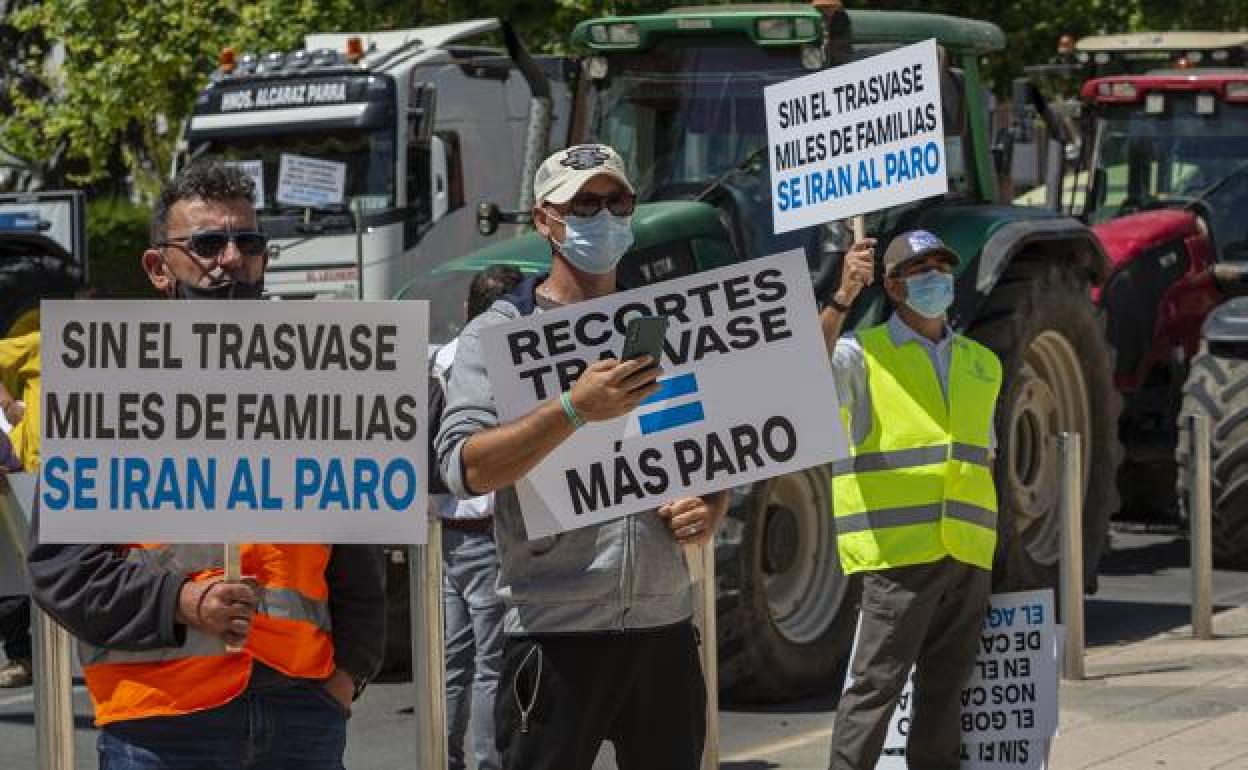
435,313,502,500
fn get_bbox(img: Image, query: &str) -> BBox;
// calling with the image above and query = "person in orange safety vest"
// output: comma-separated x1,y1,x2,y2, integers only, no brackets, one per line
27,160,385,769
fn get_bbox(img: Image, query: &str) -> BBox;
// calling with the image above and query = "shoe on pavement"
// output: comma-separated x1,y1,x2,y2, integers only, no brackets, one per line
0,658,32,688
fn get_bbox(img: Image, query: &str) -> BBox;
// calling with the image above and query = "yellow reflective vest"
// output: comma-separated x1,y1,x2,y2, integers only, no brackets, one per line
832,323,1002,574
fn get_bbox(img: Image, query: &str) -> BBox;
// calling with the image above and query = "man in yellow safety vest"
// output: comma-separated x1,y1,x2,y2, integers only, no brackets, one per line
819,230,1002,770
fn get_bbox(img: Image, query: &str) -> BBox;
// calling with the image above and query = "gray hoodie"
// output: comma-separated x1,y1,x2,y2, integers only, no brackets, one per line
435,274,692,635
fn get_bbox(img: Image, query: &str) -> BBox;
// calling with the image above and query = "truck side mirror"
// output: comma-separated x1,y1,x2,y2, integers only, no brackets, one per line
477,202,501,236
476,202,535,237
430,135,449,223
409,84,437,145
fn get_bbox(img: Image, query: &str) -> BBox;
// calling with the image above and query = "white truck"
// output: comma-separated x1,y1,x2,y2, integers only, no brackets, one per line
176,19,572,306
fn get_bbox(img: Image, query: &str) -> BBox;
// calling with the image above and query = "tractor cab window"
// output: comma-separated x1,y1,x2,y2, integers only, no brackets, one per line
584,40,971,258
586,41,807,201
1087,97,1248,246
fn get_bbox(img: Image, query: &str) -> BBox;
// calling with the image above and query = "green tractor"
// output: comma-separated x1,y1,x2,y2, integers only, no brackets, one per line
400,5,1120,702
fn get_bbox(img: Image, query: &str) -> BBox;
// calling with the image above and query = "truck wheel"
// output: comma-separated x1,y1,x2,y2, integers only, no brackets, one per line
1177,347,1248,567
717,467,860,703
967,261,1122,592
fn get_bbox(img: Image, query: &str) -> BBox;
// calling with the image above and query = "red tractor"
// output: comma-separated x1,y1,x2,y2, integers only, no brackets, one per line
1065,71,1248,527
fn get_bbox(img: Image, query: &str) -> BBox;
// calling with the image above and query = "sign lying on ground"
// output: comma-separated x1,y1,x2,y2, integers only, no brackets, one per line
846,590,1059,770
764,39,947,233
39,300,429,543
480,250,846,537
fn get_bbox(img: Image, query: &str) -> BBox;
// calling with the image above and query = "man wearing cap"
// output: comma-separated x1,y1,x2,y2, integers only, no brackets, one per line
436,144,728,770
819,231,1002,770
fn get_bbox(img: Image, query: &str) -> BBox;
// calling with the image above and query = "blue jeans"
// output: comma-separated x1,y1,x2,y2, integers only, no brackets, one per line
442,526,504,770
97,685,348,769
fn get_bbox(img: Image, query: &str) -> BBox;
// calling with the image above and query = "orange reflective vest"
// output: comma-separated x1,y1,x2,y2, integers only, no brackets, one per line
81,544,334,726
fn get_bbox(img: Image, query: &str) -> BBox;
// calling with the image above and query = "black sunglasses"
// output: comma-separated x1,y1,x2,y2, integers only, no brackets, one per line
564,191,636,218
159,230,269,260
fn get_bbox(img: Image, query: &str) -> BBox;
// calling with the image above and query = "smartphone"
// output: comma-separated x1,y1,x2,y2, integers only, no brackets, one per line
621,315,668,368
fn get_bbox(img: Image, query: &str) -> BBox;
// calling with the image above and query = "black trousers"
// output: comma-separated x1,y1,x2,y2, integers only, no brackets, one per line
0,595,31,661
496,621,706,770
829,558,991,770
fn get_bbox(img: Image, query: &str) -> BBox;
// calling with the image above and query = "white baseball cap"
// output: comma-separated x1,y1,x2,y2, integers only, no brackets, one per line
534,144,635,205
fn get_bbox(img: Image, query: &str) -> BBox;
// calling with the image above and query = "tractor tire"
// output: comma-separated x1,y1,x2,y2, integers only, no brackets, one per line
966,261,1122,593
716,466,860,703
1176,347,1248,568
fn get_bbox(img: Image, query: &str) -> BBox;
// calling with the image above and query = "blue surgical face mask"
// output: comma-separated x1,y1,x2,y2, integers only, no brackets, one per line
903,270,955,319
553,210,634,275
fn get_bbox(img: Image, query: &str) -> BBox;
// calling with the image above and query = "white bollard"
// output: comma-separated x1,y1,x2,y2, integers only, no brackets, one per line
1058,432,1085,681
409,518,448,769
1189,414,1214,640
688,541,719,770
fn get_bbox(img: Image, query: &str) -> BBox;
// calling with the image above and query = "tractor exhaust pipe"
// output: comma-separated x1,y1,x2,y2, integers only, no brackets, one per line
502,20,552,219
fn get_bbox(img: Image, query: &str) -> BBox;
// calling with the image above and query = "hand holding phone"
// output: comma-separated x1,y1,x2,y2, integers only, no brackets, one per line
621,315,668,369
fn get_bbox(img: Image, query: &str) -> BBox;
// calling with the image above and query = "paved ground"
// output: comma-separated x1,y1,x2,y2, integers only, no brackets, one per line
0,526,1244,769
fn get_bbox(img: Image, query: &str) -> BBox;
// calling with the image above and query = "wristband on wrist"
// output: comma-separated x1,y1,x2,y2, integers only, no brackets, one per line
193,582,214,627
560,392,585,429
827,294,852,313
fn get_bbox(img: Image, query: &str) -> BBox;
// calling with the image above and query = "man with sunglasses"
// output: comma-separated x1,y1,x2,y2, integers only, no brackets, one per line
436,144,728,770
819,231,1001,770
28,160,386,770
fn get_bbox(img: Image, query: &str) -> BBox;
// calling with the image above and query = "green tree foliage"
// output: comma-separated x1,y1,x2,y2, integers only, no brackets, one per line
2,0,358,190
86,198,159,299
4,0,1245,190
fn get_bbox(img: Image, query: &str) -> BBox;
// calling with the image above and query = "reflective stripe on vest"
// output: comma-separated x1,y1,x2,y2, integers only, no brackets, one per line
81,544,335,726
80,586,332,666
831,325,1002,574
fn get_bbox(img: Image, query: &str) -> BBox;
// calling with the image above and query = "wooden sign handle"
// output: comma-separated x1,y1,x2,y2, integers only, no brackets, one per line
223,544,243,653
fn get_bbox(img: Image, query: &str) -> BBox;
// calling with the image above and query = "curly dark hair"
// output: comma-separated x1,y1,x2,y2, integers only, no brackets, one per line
467,264,524,321
150,160,256,244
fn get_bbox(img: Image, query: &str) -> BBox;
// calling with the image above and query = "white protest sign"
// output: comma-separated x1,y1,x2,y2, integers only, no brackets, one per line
39,301,428,543
847,590,1058,769
277,153,346,208
227,160,266,209
963,590,1058,741
764,39,947,234
480,250,846,537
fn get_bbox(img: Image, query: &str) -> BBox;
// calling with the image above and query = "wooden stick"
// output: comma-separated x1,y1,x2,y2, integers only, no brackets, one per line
684,543,705,584
223,544,242,653
224,543,241,582
851,214,866,242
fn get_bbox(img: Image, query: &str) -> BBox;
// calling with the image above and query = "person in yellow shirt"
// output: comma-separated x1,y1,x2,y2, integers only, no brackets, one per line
0,329,39,688
0,331,39,470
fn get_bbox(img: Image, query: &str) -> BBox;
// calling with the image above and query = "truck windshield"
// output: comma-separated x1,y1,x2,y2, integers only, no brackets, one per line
192,126,397,216
1088,98,1248,225
585,41,809,200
